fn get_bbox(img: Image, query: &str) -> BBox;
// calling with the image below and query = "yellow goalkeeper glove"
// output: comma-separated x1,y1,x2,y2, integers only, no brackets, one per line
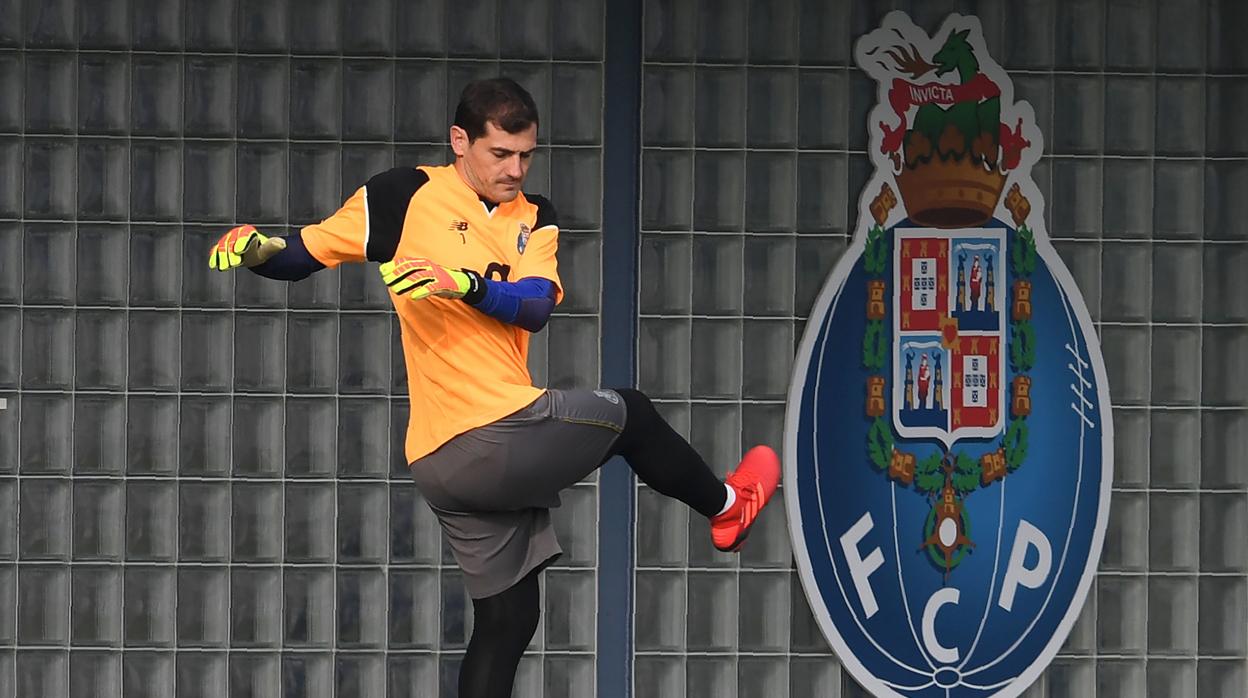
380,257,479,301
208,224,287,271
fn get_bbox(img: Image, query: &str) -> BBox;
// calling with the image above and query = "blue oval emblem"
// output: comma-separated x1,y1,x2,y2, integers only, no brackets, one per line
785,13,1113,697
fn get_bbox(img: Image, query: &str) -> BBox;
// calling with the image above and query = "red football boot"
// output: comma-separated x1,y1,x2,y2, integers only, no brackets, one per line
710,445,781,552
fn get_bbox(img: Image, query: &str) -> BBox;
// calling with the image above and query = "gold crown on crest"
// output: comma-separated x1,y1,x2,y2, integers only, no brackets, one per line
892,124,1007,229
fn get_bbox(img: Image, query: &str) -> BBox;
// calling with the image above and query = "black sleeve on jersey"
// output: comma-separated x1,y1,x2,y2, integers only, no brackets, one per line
364,167,429,262
526,193,559,230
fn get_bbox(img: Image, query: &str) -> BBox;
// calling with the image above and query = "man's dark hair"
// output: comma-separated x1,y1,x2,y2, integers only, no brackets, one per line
453,78,539,141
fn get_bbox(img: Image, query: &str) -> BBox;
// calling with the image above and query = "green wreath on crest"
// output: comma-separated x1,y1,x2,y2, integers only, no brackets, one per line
1003,417,1028,471
867,416,894,470
864,224,890,274
863,320,889,370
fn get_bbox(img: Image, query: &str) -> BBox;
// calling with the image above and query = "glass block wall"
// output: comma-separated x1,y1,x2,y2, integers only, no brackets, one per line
637,0,1247,696
0,0,605,696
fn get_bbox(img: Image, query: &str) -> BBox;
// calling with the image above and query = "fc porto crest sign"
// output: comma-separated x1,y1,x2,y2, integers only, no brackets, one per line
785,13,1112,697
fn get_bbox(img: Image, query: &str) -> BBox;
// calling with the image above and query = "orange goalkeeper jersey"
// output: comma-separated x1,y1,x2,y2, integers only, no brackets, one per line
301,164,562,463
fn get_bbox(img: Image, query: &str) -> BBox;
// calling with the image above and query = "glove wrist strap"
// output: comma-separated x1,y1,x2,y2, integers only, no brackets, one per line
459,269,487,305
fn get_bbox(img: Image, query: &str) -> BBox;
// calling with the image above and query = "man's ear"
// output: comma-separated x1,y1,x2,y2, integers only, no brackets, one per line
450,125,470,156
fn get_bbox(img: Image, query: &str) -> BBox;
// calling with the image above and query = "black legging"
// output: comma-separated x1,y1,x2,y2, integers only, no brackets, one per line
459,388,726,697
459,566,542,698
606,388,727,519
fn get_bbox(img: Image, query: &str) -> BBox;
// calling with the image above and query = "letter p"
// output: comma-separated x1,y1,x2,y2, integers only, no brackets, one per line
998,519,1052,612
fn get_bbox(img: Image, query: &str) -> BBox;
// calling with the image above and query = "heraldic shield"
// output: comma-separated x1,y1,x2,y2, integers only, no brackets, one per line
785,11,1113,698
892,228,1006,445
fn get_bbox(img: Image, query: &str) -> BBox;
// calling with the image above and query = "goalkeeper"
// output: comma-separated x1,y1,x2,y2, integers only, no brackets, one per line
209,78,780,698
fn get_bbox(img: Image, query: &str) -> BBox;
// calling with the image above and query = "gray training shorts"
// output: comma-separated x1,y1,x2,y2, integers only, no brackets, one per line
407,388,626,599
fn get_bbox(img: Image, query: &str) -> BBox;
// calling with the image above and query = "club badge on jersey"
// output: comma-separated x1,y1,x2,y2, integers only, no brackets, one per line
785,12,1112,697
517,223,532,254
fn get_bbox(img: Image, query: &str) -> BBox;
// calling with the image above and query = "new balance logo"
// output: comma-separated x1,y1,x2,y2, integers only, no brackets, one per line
448,220,469,243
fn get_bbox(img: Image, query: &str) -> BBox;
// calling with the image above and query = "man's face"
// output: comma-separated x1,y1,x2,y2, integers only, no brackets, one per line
450,120,538,203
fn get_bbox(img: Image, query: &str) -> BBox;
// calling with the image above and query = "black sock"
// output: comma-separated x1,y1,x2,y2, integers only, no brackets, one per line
459,568,541,698
606,388,728,518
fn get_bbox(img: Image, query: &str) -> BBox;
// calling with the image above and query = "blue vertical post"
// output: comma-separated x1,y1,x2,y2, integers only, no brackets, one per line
598,0,642,695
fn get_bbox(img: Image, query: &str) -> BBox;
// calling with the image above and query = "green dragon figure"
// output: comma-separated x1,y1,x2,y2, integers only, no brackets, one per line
892,29,1002,167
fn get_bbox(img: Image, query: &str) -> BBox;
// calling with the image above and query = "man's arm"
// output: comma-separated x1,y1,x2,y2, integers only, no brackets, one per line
205,225,328,281
210,167,428,278
247,234,326,281
463,276,558,333
379,259,559,333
